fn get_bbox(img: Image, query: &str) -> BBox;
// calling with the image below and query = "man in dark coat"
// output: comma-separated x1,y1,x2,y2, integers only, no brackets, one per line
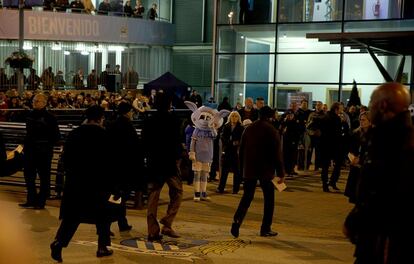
319,102,343,192
106,101,141,231
0,132,6,175
142,92,183,242
20,93,60,209
345,82,414,263
50,105,114,262
231,106,285,238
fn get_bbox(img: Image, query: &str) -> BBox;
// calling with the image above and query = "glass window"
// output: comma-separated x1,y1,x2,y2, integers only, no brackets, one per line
217,53,275,83
342,53,387,83
276,53,340,83
218,0,277,25
215,82,273,108
279,0,343,22
344,19,414,32
345,0,401,21
218,25,276,53
278,23,342,52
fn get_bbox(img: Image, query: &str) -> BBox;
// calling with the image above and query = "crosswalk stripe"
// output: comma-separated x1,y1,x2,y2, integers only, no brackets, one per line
169,245,179,250
137,241,146,249
153,243,163,250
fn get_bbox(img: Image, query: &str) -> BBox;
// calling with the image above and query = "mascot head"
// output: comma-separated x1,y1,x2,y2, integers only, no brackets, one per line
184,101,230,131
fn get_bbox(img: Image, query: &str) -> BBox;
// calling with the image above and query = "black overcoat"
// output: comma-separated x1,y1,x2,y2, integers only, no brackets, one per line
59,124,114,223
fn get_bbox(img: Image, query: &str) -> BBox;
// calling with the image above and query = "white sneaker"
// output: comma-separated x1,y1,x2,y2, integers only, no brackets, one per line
193,197,200,202
200,196,211,201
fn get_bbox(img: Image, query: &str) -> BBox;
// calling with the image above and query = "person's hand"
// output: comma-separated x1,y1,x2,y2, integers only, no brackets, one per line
189,151,196,161
275,176,284,184
350,156,359,166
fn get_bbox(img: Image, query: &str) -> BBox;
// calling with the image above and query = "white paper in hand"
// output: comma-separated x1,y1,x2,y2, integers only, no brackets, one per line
272,177,287,192
108,195,122,204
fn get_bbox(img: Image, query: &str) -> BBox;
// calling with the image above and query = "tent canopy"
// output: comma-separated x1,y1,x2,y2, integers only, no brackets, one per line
144,72,191,99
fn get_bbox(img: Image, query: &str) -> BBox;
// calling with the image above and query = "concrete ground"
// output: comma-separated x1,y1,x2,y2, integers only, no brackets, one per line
0,169,355,264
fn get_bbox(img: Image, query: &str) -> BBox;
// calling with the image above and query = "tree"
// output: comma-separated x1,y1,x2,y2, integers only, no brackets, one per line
347,79,361,107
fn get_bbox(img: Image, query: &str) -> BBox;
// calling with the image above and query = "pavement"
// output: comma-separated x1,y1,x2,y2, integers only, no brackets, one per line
0,169,355,264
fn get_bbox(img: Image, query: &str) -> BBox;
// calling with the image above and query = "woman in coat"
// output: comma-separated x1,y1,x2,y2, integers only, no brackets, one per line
344,111,371,203
216,111,244,194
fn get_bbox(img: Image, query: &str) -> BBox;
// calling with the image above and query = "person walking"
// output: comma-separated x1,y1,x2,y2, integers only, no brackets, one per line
19,93,60,209
106,102,142,232
231,106,285,238
344,82,414,263
50,105,114,262
142,92,183,241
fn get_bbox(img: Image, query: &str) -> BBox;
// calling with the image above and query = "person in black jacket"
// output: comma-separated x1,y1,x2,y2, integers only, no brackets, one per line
147,3,158,20
319,102,344,192
20,93,60,209
50,105,114,262
0,132,6,175
142,92,183,242
216,111,244,194
106,102,142,232
344,82,414,263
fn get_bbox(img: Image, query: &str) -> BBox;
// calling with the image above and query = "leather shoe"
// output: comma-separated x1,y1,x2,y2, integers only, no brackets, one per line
50,240,63,263
19,202,36,208
148,234,163,242
161,227,180,238
260,230,278,237
96,247,113,258
230,222,240,238
119,225,132,232
329,182,340,191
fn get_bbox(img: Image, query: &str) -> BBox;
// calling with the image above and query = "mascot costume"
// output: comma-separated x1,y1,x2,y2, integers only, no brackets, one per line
184,101,230,201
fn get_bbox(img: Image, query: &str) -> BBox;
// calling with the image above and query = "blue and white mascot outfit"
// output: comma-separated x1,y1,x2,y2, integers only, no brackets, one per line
184,101,230,201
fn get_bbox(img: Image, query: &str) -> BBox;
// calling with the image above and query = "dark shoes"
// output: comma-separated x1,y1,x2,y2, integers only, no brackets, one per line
230,222,240,238
19,202,45,209
260,230,278,237
161,227,180,238
215,188,224,194
329,182,340,191
148,234,163,242
119,225,132,232
323,185,330,192
96,247,113,258
50,240,63,263
19,202,36,208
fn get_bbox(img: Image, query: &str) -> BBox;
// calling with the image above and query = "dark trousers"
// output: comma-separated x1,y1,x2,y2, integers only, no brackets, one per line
147,175,183,237
309,136,321,169
23,150,53,206
321,155,342,186
233,178,275,232
218,153,241,193
283,140,298,174
117,192,130,229
55,219,111,247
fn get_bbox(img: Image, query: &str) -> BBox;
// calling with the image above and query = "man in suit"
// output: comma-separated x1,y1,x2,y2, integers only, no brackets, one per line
231,106,285,238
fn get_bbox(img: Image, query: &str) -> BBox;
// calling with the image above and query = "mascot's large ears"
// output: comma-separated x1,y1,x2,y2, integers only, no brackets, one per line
212,109,231,129
184,101,198,112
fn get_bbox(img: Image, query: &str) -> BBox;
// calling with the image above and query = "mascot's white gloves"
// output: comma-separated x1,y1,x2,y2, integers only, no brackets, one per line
189,151,196,161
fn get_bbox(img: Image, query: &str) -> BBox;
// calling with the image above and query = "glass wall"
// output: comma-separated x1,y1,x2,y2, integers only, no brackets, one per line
0,40,171,90
214,0,414,110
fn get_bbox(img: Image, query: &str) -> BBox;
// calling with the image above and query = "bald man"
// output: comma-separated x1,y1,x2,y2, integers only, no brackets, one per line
20,93,60,209
345,82,414,263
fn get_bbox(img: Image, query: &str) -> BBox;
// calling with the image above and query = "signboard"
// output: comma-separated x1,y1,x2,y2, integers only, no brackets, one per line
287,92,312,108
0,10,175,46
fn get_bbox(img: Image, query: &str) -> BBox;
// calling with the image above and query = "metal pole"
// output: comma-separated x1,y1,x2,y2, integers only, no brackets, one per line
210,0,218,98
18,0,25,94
